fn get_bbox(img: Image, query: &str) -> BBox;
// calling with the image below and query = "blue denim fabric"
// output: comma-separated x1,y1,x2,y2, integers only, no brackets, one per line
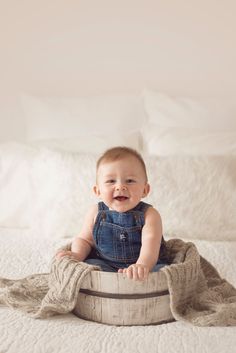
85,201,167,271
85,258,167,272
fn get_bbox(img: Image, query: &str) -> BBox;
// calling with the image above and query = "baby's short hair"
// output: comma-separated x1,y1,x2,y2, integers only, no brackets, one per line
96,146,148,181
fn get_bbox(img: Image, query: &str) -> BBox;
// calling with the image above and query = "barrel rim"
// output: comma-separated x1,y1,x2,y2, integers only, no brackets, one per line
79,288,169,299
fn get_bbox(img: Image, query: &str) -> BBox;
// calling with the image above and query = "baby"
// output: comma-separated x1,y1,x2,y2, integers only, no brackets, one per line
57,146,167,281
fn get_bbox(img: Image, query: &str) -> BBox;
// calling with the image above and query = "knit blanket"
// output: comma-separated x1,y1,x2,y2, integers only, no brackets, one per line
0,239,236,326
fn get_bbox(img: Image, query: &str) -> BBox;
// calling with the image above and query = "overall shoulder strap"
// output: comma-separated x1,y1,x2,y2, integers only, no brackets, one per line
98,201,109,211
134,201,152,213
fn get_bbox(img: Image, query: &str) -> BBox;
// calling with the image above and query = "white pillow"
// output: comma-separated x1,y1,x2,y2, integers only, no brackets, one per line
30,149,236,241
0,142,36,228
21,93,146,141
144,89,236,130
142,125,236,156
30,149,98,238
145,155,236,241
30,131,141,154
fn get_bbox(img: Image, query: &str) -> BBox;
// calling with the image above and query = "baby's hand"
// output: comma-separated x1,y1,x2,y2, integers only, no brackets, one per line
56,250,81,261
118,264,149,281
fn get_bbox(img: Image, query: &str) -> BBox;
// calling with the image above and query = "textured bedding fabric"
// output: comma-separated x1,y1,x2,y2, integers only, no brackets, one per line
0,229,236,353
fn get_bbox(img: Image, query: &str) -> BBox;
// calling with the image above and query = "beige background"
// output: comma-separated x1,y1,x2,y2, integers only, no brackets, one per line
0,0,236,141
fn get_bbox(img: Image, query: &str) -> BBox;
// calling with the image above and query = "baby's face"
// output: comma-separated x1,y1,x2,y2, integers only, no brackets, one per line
94,156,150,212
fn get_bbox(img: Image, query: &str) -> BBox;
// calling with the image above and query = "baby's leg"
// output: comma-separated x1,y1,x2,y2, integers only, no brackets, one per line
85,258,117,272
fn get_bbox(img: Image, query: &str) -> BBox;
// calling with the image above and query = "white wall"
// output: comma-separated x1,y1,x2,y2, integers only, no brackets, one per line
0,0,236,141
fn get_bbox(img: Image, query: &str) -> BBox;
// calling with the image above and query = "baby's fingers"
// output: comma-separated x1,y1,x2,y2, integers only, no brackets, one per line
138,266,149,281
126,266,137,280
56,251,66,258
127,265,149,281
56,250,72,259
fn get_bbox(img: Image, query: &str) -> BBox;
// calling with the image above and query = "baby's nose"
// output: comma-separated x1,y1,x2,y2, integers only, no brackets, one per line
116,183,127,190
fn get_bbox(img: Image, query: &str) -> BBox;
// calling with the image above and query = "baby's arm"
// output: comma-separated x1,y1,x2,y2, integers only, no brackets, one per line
56,204,97,261
118,207,163,281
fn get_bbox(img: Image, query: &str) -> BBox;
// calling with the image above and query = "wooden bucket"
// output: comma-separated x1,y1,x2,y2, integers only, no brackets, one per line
73,270,174,326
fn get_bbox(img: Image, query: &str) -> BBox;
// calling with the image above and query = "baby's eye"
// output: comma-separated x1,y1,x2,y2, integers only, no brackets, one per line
126,179,136,183
105,179,115,184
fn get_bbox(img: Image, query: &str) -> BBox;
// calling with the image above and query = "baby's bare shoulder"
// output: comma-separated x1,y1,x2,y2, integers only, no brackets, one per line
85,204,98,220
145,206,161,219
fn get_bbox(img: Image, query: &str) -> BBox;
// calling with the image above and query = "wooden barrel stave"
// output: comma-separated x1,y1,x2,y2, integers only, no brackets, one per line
74,270,174,325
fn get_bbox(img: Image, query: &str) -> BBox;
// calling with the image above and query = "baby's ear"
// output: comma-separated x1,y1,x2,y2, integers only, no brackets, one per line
142,183,150,198
93,185,100,197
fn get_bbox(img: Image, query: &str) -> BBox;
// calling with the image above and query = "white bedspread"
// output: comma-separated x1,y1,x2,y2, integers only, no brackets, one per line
0,229,236,353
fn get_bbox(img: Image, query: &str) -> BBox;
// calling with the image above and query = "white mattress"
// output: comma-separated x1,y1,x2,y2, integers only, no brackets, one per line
0,228,236,353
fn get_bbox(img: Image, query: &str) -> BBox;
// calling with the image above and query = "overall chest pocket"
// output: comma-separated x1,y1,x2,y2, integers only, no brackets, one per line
96,221,142,262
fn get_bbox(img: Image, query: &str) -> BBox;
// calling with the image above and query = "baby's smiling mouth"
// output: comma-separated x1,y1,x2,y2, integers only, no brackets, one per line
114,196,129,201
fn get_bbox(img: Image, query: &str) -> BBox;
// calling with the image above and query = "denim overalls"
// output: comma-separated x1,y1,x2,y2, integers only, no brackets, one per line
85,201,167,272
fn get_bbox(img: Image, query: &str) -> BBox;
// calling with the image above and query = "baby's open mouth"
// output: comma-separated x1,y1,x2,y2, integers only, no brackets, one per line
114,196,128,201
